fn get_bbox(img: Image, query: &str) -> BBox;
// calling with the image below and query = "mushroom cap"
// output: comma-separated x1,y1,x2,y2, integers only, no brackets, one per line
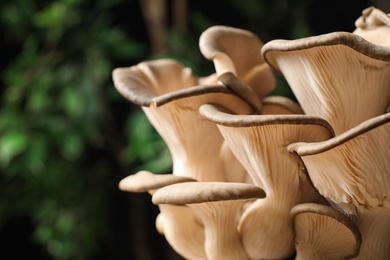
113,59,198,107
199,103,334,192
288,112,390,213
217,72,262,113
113,58,260,111
354,6,390,46
119,171,206,259
153,181,263,260
262,31,390,134
199,25,276,99
291,203,362,260
113,59,256,182
119,170,196,193
152,182,265,205
199,103,335,259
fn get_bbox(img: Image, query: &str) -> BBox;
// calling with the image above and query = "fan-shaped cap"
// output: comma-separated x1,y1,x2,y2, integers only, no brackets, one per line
119,170,196,193
199,103,335,259
152,182,265,205
354,6,390,46
291,203,362,260
119,171,206,260
153,182,265,260
113,59,199,106
262,31,390,134
200,25,276,100
113,59,256,182
287,112,390,213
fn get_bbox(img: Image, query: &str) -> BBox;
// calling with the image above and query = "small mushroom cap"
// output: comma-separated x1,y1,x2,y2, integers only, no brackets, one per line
199,25,276,99
112,59,198,107
354,6,390,46
152,182,266,205
199,25,265,76
119,170,196,193
291,203,362,260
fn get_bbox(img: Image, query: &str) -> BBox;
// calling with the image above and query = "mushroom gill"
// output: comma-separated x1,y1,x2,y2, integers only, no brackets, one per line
113,59,255,182
288,112,390,259
262,31,390,135
291,203,362,260
199,103,334,259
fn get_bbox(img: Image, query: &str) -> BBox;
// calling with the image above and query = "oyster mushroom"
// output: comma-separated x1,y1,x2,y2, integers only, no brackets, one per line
152,181,266,260
288,112,390,259
199,103,334,259
262,25,390,135
261,95,305,115
199,25,276,111
354,6,390,46
113,59,256,182
119,171,206,260
291,203,362,260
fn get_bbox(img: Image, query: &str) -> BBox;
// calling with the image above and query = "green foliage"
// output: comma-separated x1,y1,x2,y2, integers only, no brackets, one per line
0,0,150,259
0,0,313,258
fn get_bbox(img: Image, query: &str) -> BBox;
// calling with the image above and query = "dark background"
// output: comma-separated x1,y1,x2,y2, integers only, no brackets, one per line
0,0,383,259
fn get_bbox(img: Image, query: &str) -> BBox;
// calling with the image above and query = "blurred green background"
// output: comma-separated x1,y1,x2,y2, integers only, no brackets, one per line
0,0,378,259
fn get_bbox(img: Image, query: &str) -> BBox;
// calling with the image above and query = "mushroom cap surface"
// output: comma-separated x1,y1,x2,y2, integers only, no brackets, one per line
288,112,390,213
199,25,276,99
354,6,390,46
262,31,390,134
119,170,196,193
152,182,265,205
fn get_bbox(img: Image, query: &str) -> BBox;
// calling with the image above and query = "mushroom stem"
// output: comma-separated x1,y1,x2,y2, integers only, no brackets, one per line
353,207,390,259
239,198,296,259
152,182,265,260
190,200,250,260
157,204,206,260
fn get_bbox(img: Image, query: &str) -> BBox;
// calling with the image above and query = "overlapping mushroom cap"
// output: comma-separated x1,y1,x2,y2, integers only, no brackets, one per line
262,26,390,135
354,6,390,45
113,59,257,182
113,6,390,259
199,102,334,259
199,25,276,101
288,112,390,259
119,171,206,260
153,181,265,260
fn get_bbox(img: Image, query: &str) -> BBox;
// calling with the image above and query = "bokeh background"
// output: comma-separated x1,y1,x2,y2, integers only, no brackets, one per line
0,0,386,259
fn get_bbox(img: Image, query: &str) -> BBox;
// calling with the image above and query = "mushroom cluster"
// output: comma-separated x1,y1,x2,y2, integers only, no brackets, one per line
113,6,390,260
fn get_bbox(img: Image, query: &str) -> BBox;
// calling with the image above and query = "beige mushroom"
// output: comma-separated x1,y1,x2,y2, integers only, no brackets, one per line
119,171,206,260
262,29,390,135
113,59,255,182
199,103,334,259
152,181,266,260
291,203,362,260
288,112,390,259
261,95,305,115
199,25,276,109
354,6,390,46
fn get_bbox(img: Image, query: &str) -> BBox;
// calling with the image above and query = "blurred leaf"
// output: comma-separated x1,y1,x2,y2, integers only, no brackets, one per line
0,131,28,168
